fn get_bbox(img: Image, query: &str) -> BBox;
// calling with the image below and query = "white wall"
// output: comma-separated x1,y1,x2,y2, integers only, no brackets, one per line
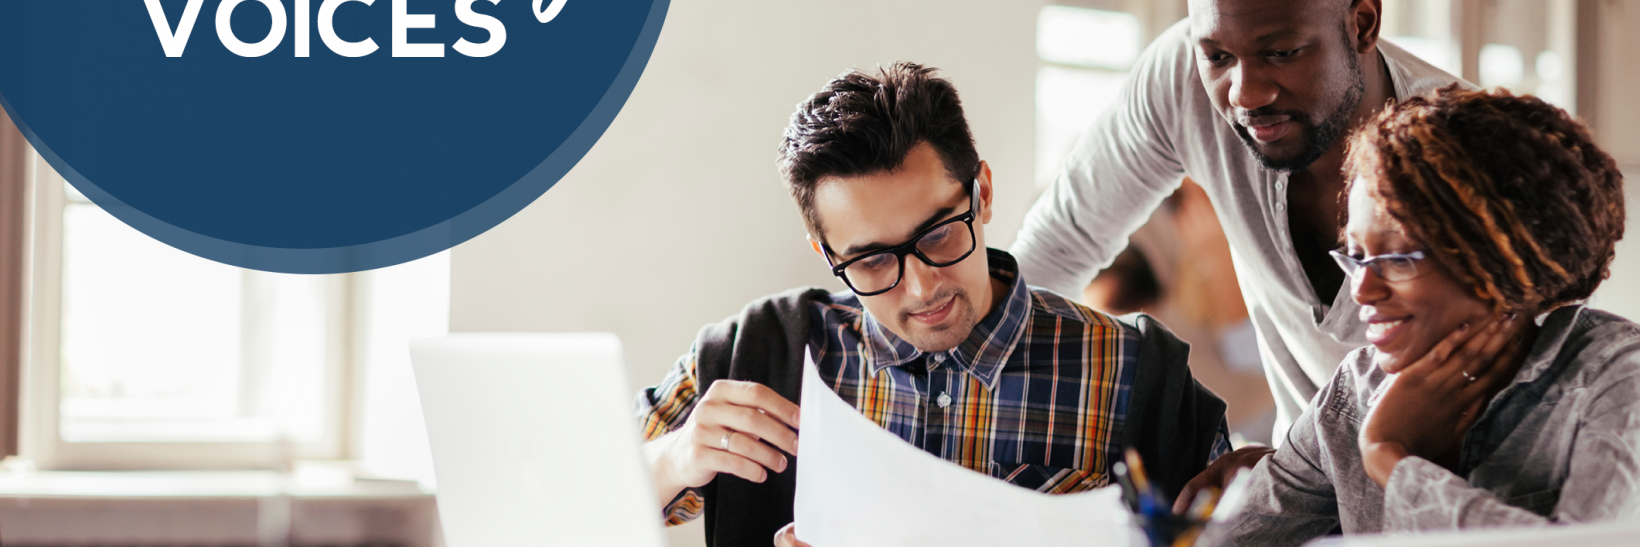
450,7,1040,384
1595,168,1640,321
355,252,450,489
1586,1,1640,322
1591,0,1640,168
449,2,1041,544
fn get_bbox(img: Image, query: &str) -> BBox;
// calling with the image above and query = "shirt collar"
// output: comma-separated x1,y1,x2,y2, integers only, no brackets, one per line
860,248,1030,390
1378,42,1409,102
1513,304,1590,385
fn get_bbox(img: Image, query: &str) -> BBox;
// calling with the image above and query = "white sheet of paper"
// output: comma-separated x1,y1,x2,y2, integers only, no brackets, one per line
793,348,1136,547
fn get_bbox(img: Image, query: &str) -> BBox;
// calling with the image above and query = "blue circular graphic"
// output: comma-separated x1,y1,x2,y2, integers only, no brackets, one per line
0,0,669,273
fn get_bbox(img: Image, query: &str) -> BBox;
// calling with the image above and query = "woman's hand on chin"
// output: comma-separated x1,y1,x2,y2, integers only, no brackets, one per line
1359,440,1411,486
1359,313,1528,487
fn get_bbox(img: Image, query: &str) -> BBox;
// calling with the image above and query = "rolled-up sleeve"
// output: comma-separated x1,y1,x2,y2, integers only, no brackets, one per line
1227,390,1342,546
1383,372,1640,530
634,351,705,525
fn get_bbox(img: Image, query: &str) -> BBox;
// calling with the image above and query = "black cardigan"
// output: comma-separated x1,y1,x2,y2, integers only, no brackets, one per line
688,287,1226,547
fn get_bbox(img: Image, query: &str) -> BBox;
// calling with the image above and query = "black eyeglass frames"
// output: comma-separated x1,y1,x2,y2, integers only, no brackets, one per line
823,180,981,296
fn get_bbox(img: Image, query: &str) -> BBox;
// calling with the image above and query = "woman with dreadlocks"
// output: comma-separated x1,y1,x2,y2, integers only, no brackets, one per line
1226,86,1635,545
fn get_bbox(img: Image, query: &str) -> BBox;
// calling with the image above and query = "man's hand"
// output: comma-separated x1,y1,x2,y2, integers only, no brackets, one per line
1173,445,1277,514
1359,314,1529,487
644,380,801,509
774,522,812,547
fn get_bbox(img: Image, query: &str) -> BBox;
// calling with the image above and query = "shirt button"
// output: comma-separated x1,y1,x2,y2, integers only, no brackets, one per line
1276,181,1286,191
930,353,945,363
1275,202,1286,212
937,392,952,408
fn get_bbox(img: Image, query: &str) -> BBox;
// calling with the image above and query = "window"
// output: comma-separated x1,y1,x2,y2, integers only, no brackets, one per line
20,146,448,475
59,188,338,446
1471,0,1578,109
1381,0,1578,111
1381,0,1459,75
1034,4,1146,190
22,153,346,468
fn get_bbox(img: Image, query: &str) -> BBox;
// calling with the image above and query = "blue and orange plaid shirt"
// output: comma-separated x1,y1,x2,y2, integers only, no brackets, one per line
636,249,1230,524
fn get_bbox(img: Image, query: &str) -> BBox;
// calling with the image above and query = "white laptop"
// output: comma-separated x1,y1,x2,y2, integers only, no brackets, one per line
410,333,666,547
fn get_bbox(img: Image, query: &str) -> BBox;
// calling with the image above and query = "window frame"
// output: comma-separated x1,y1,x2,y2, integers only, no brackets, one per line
20,148,356,470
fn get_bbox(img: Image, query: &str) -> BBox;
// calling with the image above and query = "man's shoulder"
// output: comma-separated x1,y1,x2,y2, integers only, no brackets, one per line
1378,37,1477,96
1145,18,1196,65
801,288,867,330
692,287,839,394
1138,18,1204,93
721,286,838,323
697,286,836,354
810,287,862,313
1022,285,1129,333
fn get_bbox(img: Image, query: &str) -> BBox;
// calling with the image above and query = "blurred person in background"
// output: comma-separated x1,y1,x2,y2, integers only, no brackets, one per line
1082,178,1277,447
1228,87,1635,544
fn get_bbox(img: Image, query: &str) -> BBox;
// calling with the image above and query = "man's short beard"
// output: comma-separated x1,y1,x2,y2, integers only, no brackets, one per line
897,287,977,352
1234,39,1367,173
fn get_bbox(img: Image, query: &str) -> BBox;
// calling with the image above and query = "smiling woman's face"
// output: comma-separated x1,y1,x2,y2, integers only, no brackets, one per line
1345,178,1493,373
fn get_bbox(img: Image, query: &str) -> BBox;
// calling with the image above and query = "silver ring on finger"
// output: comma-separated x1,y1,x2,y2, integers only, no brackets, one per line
720,431,734,451
1461,370,1477,383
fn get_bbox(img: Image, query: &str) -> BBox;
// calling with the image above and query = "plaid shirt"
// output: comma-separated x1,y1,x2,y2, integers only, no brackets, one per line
636,249,1229,524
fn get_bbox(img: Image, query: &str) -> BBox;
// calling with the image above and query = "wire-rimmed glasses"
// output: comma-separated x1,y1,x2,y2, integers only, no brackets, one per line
1329,249,1428,282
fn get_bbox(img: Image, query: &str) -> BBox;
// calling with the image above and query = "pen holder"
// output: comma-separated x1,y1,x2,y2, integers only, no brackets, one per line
1126,510,1206,547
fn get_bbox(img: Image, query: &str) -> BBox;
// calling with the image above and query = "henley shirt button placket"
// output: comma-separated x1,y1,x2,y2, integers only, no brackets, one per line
1275,190,1289,241
1276,179,1289,240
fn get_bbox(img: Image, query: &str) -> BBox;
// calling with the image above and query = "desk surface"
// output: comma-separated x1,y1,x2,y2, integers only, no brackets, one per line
1311,520,1640,547
0,470,439,547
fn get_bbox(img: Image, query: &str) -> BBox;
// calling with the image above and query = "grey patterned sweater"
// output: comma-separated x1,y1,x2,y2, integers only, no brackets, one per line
1226,305,1640,545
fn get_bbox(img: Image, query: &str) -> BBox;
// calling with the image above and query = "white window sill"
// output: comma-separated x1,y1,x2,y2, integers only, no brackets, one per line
0,469,427,498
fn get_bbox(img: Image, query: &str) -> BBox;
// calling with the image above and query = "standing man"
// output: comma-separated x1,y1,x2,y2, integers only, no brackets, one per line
636,62,1227,547
1011,0,1471,482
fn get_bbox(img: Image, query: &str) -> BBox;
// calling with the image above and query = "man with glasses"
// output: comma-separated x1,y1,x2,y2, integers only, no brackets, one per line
635,62,1229,547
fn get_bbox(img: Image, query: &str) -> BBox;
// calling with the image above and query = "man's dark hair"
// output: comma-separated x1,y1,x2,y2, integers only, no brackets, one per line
777,62,980,239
